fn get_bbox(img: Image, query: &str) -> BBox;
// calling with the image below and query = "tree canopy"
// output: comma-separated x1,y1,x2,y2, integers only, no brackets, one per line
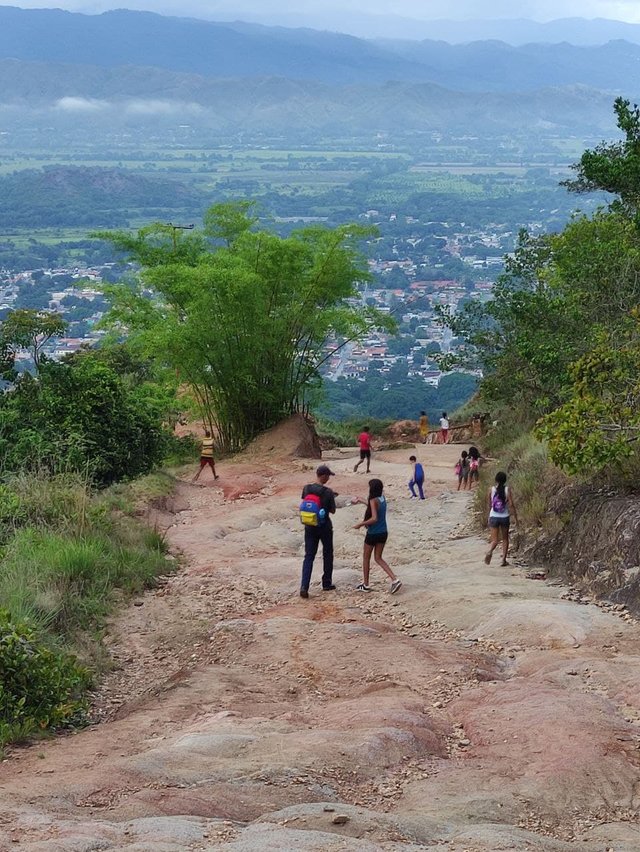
0,351,169,485
99,202,393,451
562,97,640,219
440,98,640,475
0,309,66,376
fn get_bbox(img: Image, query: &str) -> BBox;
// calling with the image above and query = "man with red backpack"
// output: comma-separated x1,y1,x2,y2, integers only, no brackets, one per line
299,464,337,598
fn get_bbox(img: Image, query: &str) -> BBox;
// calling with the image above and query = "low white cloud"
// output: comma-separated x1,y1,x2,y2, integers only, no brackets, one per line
54,96,109,112
51,97,205,117
124,99,204,115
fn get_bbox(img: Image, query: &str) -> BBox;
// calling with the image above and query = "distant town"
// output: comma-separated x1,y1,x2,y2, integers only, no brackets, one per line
0,208,521,385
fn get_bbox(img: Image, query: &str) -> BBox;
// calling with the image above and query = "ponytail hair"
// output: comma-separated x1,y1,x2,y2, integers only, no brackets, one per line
495,471,507,503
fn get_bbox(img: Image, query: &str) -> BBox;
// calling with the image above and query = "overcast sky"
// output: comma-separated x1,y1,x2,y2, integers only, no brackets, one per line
4,0,640,23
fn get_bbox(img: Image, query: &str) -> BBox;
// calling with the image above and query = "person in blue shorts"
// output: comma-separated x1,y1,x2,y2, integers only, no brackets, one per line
408,455,425,500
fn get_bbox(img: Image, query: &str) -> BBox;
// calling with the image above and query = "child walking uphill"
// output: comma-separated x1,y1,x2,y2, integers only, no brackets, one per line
353,479,402,594
409,455,425,499
192,430,219,484
468,445,481,486
485,471,519,567
456,450,470,491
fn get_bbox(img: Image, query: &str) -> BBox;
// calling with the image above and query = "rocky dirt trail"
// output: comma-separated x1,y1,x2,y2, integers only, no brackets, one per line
2,445,640,851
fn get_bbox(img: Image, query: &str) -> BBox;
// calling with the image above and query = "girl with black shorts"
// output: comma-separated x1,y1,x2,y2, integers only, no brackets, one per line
353,479,402,594
485,471,519,567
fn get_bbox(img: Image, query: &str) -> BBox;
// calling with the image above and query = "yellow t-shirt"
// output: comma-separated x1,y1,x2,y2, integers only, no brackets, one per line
201,437,215,458
419,415,429,434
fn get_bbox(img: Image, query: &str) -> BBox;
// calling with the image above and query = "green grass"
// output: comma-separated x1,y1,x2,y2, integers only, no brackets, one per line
0,470,176,751
0,472,174,659
0,528,167,640
474,431,568,533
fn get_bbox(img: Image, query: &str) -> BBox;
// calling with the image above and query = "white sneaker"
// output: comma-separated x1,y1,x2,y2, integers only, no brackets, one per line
390,579,402,595
356,583,371,592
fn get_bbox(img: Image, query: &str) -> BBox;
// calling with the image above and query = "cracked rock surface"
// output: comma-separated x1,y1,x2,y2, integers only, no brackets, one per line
1,444,640,850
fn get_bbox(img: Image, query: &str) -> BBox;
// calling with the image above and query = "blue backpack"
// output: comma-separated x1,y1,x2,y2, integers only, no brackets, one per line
299,493,326,527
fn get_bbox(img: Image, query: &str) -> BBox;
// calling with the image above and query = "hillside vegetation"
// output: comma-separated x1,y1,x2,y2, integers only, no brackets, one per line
0,468,176,753
446,98,640,532
0,335,185,752
0,167,205,228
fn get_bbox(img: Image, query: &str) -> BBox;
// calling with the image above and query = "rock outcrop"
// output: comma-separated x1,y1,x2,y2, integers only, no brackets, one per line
533,485,640,614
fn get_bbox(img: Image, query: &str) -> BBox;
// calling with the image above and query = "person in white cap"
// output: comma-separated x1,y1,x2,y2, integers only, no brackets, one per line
299,464,338,598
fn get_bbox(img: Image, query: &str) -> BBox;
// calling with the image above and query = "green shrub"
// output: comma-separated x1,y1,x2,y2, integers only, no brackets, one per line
0,528,168,639
0,356,171,486
0,609,88,752
0,469,176,750
475,432,568,532
162,433,200,466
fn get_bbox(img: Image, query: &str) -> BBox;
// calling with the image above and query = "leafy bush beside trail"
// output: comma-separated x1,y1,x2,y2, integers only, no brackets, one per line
0,355,169,486
0,471,175,752
0,609,88,751
441,99,640,480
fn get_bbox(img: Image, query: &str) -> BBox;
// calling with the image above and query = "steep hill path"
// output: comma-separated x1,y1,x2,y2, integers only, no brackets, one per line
2,444,640,851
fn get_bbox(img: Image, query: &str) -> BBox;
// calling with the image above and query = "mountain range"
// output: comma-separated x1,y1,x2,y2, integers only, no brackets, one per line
195,9,640,45
71,3,640,45
0,60,618,137
0,7,634,139
0,6,639,94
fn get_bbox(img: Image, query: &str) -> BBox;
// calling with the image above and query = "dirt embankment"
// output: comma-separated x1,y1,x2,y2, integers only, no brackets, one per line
2,433,640,851
532,484,640,614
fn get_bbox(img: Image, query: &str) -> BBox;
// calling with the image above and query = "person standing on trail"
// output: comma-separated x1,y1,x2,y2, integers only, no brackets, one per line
468,445,481,486
439,412,449,444
408,455,425,500
419,411,429,444
456,450,470,491
485,471,519,567
192,430,219,483
353,478,401,594
299,464,337,598
353,426,372,473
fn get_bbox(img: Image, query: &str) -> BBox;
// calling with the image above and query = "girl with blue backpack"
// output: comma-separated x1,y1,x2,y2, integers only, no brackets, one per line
485,471,519,567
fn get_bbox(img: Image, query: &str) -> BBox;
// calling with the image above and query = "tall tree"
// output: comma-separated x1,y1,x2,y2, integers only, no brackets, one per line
0,309,66,374
99,203,392,451
437,98,640,474
562,97,640,219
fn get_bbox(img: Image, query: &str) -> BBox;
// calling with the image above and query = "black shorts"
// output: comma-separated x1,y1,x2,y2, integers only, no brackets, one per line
365,532,388,546
489,516,510,529
360,449,371,460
